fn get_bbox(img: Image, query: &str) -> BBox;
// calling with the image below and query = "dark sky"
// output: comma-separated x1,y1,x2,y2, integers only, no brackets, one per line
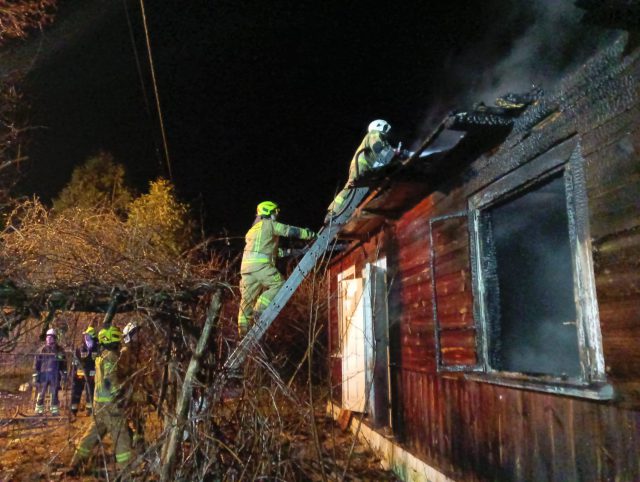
16,0,610,237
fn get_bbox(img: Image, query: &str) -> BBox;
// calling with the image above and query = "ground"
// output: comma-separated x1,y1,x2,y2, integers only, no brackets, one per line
0,383,399,481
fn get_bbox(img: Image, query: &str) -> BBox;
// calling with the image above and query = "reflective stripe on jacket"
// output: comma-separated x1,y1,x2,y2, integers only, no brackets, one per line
73,344,98,379
240,218,312,274
347,130,391,182
94,349,121,403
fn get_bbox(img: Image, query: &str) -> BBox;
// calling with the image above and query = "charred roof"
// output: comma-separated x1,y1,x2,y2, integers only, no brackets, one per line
338,89,543,238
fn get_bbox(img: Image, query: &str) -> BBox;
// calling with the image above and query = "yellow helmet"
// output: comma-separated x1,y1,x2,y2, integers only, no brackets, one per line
84,326,96,337
98,326,122,345
256,201,279,217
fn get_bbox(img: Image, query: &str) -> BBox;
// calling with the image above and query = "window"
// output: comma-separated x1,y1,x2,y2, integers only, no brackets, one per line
466,139,610,398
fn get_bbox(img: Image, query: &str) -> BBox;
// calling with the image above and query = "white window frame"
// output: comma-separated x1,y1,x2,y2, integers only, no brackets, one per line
467,139,611,400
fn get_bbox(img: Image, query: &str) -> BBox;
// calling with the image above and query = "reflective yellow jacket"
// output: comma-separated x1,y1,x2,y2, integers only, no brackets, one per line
346,130,391,182
94,349,122,404
240,218,313,274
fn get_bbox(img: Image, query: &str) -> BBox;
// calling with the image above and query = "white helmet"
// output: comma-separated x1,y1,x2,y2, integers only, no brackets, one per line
123,322,139,344
368,119,391,134
46,328,56,337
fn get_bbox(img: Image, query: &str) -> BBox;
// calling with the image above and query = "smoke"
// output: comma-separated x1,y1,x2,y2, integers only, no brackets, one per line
467,1,615,104
417,0,617,137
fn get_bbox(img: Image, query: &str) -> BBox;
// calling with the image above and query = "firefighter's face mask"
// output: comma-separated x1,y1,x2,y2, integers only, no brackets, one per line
45,335,55,346
84,334,95,349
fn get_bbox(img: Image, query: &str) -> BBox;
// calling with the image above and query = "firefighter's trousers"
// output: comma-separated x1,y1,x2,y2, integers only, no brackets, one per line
326,185,350,219
36,372,60,411
70,375,95,414
71,401,133,468
238,265,283,336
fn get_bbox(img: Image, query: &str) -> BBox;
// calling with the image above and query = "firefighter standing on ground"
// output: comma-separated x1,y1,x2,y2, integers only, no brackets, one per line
237,201,316,337
69,325,133,473
326,119,396,222
33,328,67,415
70,326,99,416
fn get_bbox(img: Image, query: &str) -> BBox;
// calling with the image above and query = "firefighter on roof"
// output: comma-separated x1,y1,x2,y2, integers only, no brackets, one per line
326,119,396,222
33,328,66,415
69,325,133,475
70,326,98,416
237,201,316,337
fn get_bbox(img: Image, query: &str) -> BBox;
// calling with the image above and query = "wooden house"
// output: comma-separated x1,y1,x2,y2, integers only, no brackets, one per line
326,32,640,481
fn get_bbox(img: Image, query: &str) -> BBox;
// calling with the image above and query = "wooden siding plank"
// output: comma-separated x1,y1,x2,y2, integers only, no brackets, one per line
326,38,640,482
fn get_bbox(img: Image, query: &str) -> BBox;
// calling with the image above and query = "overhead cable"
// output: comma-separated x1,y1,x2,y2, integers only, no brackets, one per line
138,0,173,180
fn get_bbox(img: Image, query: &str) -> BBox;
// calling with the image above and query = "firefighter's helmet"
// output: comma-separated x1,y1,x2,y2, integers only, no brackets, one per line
84,326,96,337
46,328,56,337
98,326,122,345
256,201,279,217
368,119,391,134
123,322,139,344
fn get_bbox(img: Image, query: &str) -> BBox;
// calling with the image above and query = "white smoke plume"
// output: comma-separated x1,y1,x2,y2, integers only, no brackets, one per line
465,0,615,105
416,0,617,138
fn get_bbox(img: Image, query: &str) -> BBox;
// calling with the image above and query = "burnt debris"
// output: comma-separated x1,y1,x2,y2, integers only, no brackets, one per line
446,87,544,131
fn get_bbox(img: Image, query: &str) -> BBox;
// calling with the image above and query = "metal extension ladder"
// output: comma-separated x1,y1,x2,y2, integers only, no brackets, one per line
222,186,369,374
222,148,396,376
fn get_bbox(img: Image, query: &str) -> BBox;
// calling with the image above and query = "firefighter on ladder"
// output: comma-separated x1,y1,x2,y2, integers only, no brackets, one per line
33,328,67,415
325,119,399,223
70,326,98,416
69,325,133,475
237,201,316,338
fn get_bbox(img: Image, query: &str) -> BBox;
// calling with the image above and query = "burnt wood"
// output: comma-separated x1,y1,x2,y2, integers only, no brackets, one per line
327,33,640,481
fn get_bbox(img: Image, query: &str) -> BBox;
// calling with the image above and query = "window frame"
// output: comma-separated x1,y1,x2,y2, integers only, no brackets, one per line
466,138,611,399
429,212,482,373
334,265,357,354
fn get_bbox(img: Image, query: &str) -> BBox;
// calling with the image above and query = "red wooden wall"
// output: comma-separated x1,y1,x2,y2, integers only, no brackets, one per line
326,35,640,481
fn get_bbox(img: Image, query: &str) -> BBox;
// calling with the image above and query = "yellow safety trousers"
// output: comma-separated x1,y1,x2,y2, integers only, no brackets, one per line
71,401,133,467
237,264,283,336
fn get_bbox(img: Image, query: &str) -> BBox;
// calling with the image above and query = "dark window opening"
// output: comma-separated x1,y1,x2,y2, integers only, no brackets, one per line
480,173,582,378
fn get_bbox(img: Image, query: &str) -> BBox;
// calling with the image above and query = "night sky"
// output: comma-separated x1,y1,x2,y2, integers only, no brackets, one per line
15,0,610,237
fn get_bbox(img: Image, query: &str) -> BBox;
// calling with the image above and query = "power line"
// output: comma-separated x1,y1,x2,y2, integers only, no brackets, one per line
138,0,173,180
121,0,162,168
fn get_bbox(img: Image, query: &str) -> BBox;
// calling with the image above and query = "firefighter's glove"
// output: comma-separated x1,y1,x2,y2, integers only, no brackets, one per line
394,148,413,160
301,228,316,240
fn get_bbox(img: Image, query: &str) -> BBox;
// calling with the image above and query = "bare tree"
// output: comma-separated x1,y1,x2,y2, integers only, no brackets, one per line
0,0,57,45
0,74,30,217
